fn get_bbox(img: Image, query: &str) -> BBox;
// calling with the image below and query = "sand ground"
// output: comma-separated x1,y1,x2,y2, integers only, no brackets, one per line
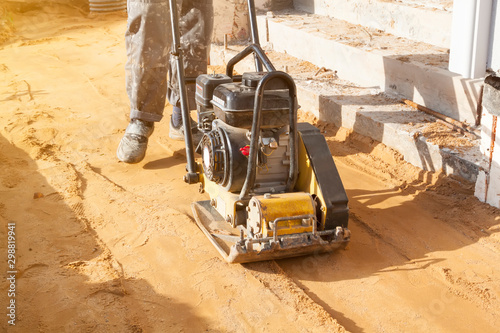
0,3,499,332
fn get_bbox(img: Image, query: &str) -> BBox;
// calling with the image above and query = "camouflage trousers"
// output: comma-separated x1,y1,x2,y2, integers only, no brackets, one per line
126,0,213,122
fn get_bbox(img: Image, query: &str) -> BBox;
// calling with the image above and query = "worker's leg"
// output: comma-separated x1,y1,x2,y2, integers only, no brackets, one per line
168,0,213,139
126,0,171,122
117,0,171,163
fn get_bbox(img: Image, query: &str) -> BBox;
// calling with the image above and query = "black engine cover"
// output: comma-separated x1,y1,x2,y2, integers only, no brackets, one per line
211,72,291,129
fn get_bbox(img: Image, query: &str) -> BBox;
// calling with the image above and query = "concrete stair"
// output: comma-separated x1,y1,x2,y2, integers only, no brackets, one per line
292,0,453,48
209,45,486,184
208,0,486,185
256,10,483,126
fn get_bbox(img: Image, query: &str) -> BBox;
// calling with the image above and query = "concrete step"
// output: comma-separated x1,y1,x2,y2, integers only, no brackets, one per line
209,44,486,184
255,10,483,126
292,0,453,48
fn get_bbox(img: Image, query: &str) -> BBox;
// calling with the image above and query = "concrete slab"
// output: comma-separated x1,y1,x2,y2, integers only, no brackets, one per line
476,110,500,208
256,11,483,125
475,74,500,208
292,0,452,48
209,45,487,184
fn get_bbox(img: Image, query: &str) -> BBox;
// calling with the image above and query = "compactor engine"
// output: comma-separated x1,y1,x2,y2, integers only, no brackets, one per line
188,69,350,263
169,0,350,263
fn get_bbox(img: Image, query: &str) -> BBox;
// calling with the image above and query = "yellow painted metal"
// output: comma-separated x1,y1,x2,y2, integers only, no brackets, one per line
202,172,242,227
294,132,327,229
200,131,328,232
248,192,315,237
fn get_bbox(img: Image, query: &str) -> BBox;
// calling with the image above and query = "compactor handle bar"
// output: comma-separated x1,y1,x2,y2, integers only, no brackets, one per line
170,0,298,188
169,0,198,183
225,44,276,78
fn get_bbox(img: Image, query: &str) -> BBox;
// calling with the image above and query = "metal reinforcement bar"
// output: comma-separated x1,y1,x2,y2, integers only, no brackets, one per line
402,99,478,138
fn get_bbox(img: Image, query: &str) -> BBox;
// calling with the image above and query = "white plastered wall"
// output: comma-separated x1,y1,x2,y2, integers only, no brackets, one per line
449,0,493,79
488,0,500,71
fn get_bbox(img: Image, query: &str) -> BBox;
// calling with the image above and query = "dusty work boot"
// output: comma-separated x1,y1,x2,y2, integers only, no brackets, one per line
116,119,154,163
169,117,203,144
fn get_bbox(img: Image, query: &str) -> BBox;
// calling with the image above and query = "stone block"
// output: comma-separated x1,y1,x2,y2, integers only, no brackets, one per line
483,74,500,117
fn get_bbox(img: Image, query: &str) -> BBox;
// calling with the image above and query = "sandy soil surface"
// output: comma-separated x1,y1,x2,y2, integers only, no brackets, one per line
0,3,499,333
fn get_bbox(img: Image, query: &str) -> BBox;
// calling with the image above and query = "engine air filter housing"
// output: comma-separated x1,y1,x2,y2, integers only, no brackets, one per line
211,72,291,129
195,74,233,110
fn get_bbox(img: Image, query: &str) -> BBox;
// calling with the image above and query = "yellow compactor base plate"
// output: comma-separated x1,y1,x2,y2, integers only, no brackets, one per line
192,200,349,264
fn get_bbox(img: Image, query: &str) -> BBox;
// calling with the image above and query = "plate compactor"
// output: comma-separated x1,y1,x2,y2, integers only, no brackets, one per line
169,0,350,263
